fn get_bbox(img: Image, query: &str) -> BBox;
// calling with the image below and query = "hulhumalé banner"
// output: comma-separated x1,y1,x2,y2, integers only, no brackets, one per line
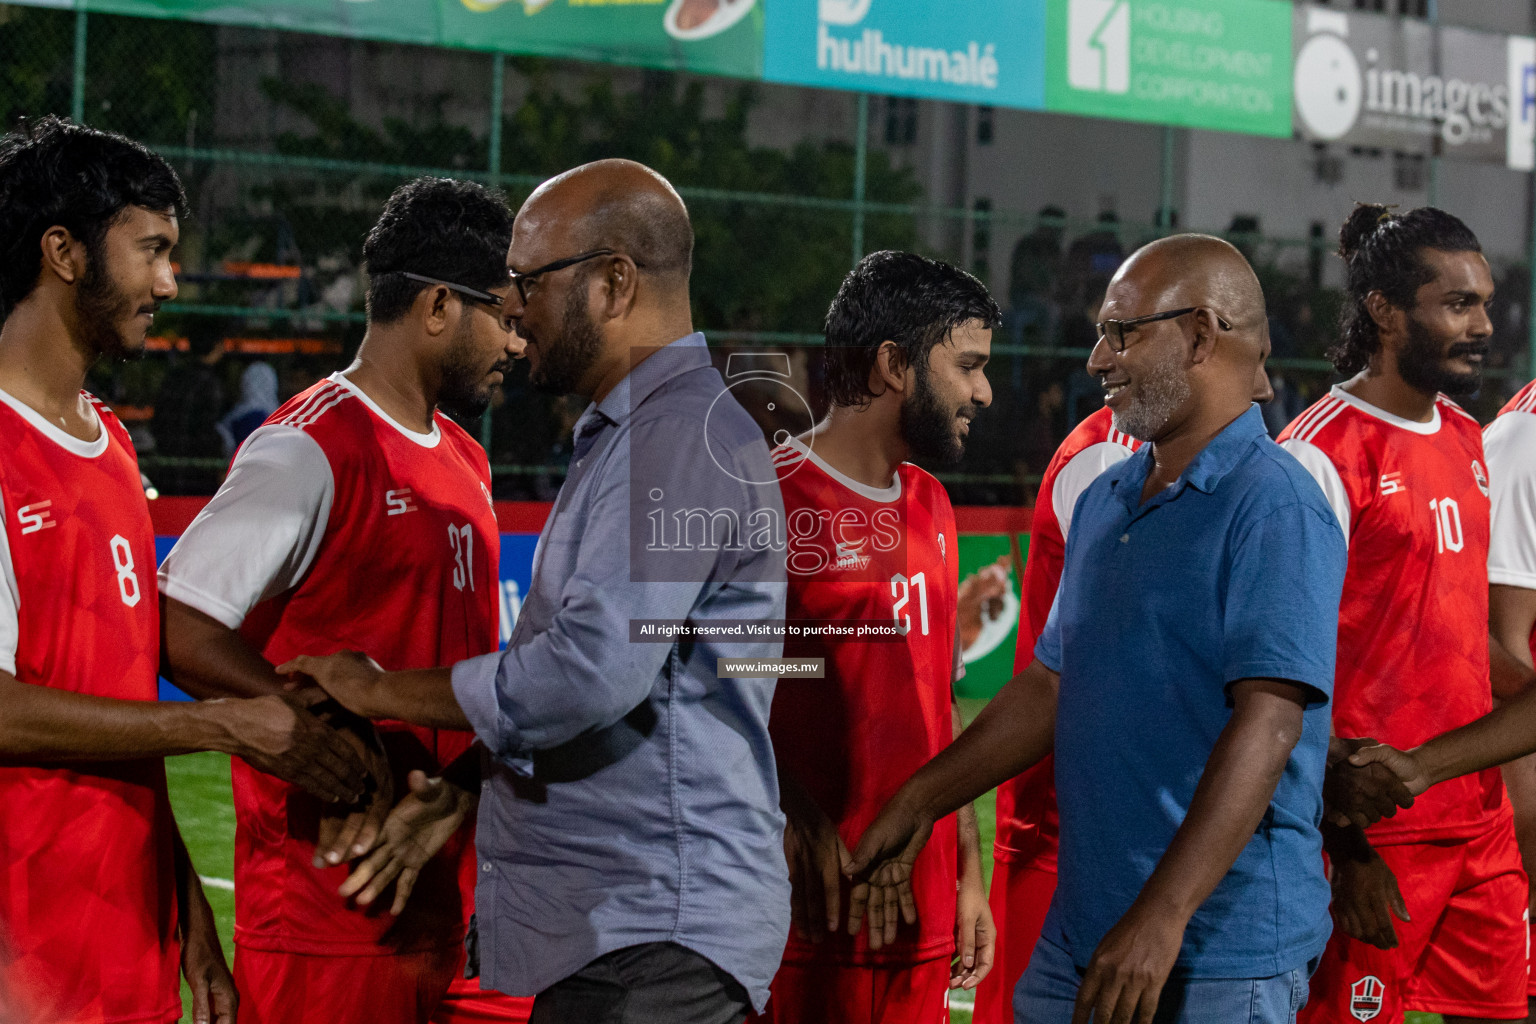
77,0,766,78
762,0,1046,110
1293,6,1531,169
1043,0,1293,137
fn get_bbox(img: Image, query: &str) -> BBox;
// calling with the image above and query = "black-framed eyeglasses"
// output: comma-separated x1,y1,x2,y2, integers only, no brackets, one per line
506,249,615,304
400,272,506,313
1095,306,1232,353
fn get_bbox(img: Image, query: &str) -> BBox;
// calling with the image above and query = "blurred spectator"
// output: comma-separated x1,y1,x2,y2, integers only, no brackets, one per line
217,361,279,455
1060,211,1124,314
1007,206,1066,347
150,322,228,495
1020,380,1066,475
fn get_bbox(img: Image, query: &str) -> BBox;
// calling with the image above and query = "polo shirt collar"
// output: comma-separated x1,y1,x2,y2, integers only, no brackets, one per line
1109,404,1266,512
586,331,712,429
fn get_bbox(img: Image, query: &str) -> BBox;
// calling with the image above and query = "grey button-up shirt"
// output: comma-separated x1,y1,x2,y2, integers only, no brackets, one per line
451,333,791,1010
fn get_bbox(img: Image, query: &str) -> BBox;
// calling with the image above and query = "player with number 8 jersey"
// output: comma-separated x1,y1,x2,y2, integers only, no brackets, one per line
0,391,180,1024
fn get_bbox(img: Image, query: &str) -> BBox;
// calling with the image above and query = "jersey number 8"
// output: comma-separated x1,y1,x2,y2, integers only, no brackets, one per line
110,535,141,608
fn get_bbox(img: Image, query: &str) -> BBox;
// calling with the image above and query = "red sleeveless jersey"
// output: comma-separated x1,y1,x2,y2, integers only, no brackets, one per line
1280,387,1502,842
0,391,179,1024
232,379,501,956
993,407,1138,867
769,439,960,966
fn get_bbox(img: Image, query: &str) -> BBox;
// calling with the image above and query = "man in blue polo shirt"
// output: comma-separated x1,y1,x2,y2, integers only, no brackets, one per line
847,234,1347,1024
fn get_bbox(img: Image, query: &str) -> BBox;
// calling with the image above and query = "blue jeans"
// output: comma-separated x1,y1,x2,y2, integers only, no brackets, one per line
1013,933,1311,1024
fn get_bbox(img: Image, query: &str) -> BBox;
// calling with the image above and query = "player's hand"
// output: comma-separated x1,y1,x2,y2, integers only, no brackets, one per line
210,693,369,803
314,723,394,868
951,873,996,990
780,781,852,941
1330,843,1411,950
340,770,474,915
844,795,931,949
180,877,237,1024
1071,899,1186,1024
1324,740,1423,829
279,651,388,719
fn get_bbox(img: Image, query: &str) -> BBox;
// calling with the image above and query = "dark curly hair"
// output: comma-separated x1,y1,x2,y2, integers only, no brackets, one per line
1330,203,1482,375
0,116,186,317
363,177,513,325
822,250,1002,407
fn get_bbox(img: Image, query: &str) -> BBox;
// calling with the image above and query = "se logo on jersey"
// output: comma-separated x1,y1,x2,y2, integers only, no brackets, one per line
1349,974,1384,1021
385,488,418,516
1379,473,1404,496
16,500,56,535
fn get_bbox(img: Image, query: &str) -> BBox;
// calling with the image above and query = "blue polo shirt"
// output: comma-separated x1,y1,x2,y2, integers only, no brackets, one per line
1036,404,1346,978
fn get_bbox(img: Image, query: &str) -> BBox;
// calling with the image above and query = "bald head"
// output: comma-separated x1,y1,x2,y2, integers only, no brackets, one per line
520,158,693,285
1114,234,1266,334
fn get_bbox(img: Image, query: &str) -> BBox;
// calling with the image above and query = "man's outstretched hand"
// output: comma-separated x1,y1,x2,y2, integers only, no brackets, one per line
209,692,370,803
279,651,387,719
1324,739,1425,829
844,796,933,950
340,770,474,916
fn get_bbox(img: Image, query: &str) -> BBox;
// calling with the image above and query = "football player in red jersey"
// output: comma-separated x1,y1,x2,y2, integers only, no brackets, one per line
1276,205,1527,1024
748,250,999,1024
158,179,532,1024
0,117,371,1024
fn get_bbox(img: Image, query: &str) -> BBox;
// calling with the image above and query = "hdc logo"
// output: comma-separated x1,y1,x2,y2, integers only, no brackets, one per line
1067,0,1129,94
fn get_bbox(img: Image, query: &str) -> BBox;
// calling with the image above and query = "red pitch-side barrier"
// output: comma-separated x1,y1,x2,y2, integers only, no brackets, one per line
147,496,1034,537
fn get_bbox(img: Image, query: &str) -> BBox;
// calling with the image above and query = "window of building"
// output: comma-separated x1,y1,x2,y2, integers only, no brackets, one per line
884,97,917,146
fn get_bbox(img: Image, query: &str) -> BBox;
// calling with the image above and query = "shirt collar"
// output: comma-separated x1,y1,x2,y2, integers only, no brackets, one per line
1109,404,1266,511
587,332,711,429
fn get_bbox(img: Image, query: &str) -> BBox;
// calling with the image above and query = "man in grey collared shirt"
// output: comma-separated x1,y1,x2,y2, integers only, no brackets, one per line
285,159,791,1023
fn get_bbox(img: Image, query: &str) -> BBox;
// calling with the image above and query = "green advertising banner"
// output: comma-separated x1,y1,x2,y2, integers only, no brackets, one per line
76,0,764,78
953,533,1026,701
1045,0,1293,137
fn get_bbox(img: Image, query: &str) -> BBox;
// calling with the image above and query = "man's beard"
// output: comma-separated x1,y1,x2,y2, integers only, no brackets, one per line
76,249,144,361
1113,346,1191,441
526,282,602,396
439,316,509,419
900,360,968,464
1397,313,1485,397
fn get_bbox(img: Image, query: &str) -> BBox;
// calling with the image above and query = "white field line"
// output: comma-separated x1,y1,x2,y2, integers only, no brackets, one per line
199,875,236,891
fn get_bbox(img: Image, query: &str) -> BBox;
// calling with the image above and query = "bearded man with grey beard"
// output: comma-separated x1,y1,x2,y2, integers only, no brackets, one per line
847,234,1348,1024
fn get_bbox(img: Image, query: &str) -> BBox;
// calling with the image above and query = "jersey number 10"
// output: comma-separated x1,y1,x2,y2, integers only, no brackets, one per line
1429,497,1465,554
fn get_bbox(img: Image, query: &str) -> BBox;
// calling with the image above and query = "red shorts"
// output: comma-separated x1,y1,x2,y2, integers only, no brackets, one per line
972,858,1055,1024
432,975,534,1024
234,945,460,1024
1301,813,1530,1023
749,957,950,1024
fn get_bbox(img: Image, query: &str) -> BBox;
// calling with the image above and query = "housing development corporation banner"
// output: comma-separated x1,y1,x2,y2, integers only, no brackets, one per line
27,0,1536,165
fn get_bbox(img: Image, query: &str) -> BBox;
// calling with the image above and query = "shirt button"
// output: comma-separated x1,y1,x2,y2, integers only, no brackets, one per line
1120,534,1129,543
482,862,492,873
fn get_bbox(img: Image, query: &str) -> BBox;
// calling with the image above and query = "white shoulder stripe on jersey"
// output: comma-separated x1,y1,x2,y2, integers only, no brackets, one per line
278,382,344,429
1297,397,1349,443
1289,396,1340,441
1518,387,1536,414
288,388,352,432
1437,395,1479,424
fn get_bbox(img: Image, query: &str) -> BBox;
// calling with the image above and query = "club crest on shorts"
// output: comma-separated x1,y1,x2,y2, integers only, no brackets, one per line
1472,459,1490,496
1349,974,1384,1021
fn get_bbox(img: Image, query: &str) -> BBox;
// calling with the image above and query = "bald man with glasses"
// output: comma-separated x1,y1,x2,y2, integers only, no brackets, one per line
847,235,1348,1024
